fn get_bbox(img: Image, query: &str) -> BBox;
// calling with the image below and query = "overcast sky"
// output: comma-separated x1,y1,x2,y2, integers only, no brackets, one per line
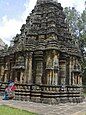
0,0,85,45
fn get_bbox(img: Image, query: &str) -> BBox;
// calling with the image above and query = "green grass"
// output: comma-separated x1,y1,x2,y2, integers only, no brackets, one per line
0,105,37,115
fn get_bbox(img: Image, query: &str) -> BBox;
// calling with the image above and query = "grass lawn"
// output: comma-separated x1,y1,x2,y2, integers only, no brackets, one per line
0,105,37,115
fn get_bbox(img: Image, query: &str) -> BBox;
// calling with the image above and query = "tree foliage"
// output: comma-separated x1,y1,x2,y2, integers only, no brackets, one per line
64,6,86,49
64,3,86,84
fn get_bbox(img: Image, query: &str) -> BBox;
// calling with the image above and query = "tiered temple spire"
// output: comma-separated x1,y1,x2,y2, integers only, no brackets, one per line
0,0,82,98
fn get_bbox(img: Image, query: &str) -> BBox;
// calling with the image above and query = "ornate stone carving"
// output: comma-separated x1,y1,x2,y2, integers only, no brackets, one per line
0,0,82,87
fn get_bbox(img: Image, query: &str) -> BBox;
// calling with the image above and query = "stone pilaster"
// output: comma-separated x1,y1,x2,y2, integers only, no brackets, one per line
25,52,33,84
24,53,29,83
69,57,72,85
33,51,43,84
0,65,4,81
20,71,24,83
59,53,67,85
28,52,33,84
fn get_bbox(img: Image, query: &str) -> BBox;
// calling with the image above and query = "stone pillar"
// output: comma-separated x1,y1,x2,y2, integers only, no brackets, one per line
28,52,33,84
33,51,43,85
24,53,28,83
69,57,72,85
0,65,4,81
20,71,24,83
25,52,33,84
35,61,43,84
72,73,74,85
59,59,66,85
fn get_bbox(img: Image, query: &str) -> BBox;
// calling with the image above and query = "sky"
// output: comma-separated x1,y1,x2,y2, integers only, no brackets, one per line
0,0,86,45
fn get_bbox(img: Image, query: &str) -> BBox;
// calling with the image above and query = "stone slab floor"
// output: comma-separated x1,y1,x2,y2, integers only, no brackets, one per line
0,97,86,115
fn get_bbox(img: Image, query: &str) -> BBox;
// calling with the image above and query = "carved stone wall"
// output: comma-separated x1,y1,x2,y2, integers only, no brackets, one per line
45,50,59,85
0,0,82,87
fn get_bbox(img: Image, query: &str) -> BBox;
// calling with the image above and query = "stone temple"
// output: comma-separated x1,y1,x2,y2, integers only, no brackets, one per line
0,0,83,103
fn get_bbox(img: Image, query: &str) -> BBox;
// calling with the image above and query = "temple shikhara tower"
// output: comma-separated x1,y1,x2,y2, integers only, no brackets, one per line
0,0,83,103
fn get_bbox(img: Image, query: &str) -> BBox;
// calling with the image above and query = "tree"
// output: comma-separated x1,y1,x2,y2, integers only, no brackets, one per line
64,4,86,85
64,7,81,37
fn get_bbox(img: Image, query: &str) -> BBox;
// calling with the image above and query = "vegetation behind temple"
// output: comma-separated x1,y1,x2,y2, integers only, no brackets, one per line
63,3,86,85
